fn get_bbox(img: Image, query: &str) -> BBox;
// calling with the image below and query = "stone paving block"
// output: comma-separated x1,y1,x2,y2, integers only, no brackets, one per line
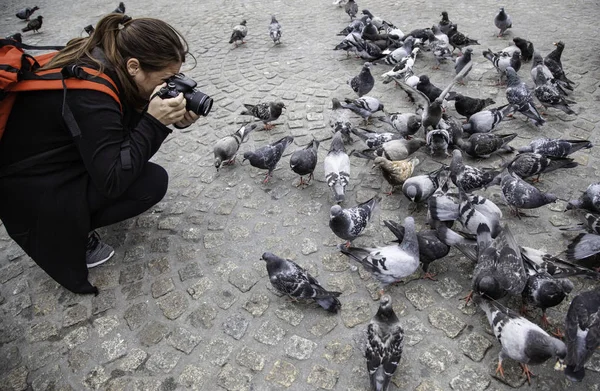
118,348,147,372
418,345,456,374
328,272,357,296
27,321,58,343
284,335,317,360
156,290,189,320
145,350,181,374
405,284,435,310
341,298,372,328
428,307,467,338
266,360,298,387
147,257,170,276
434,277,464,299
0,262,24,283
323,340,354,363
151,276,174,298
101,333,127,363
275,302,305,326
123,302,148,331
242,292,270,317
307,364,339,390
223,313,250,340
138,321,170,347
68,349,92,373
92,289,116,315
416,381,445,391
187,302,217,329
217,363,253,391
254,320,286,346
186,277,214,300
402,316,427,346
228,268,259,292
4,365,28,391
63,304,89,328
178,262,204,282
178,365,209,390
459,332,494,362
205,337,234,366
236,346,265,372
82,366,109,390
450,366,491,391
307,316,338,337
64,326,89,349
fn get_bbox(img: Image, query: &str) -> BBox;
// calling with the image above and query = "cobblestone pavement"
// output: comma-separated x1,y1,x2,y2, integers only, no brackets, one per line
2,0,600,390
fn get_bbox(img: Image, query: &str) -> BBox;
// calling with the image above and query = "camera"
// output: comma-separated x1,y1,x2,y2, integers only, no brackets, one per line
158,73,213,117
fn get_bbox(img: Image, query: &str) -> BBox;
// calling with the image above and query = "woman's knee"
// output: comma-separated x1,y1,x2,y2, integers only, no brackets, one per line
143,163,169,205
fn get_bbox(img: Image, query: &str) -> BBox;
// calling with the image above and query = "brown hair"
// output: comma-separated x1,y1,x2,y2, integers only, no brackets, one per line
42,14,188,108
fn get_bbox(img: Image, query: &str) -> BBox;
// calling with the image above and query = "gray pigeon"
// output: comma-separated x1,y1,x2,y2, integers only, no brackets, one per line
506,152,577,181
563,288,600,382
450,149,500,192
353,138,426,161
378,113,422,138
213,123,258,170
329,195,381,246
351,128,402,149
261,252,341,313
534,71,576,115
494,7,512,37
344,0,358,20
240,101,286,130
462,104,514,134
483,49,521,83
478,298,567,384
517,138,592,158
16,6,39,21
453,94,496,119
447,24,480,53
112,2,125,13
22,15,43,33
366,295,405,391
455,132,517,158
472,223,527,300
505,67,545,126
500,169,558,216
324,131,350,203
567,183,600,213
289,139,319,187
243,135,294,183
402,165,449,204
513,37,534,62
349,62,375,97
382,37,415,66
384,219,451,278
438,11,453,35
338,216,420,288
531,52,571,95
268,15,282,44
340,96,384,124
566,233,600,262
454,48,473,84
229,20,248,46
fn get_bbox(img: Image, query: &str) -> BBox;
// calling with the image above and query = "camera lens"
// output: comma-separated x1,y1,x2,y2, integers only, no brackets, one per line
184,89,213,117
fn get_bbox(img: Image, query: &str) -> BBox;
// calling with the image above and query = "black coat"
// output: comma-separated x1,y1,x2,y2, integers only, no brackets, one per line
0,70,171,294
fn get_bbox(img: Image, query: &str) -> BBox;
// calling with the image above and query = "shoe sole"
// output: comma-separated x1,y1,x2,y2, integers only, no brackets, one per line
87,250,115,269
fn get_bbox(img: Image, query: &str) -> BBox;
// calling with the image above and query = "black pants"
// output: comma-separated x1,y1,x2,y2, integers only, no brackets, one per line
88,162,168,230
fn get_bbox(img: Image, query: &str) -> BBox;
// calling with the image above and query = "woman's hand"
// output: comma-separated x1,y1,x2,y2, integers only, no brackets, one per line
174,110,201,128
146,83,187,126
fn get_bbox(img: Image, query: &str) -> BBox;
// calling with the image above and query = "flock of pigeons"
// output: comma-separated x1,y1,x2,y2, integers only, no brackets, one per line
217,3,600,390
6,2,599,390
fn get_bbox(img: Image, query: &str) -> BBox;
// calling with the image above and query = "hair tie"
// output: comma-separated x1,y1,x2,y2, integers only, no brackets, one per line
118,15,132,30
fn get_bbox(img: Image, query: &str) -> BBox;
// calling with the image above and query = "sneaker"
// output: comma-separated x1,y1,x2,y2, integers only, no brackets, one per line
86,231,115,268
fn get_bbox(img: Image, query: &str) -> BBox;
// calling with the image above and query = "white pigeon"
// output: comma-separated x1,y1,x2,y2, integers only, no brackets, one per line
324,131,350,203
268,15,281,44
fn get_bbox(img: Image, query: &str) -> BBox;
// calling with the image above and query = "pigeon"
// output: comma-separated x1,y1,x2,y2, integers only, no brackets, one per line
517,138,592,158
333,0,347,7
426,28,453,68
361,9,397,30
366,295,404,391
378,113,422,139
431,24,449,45
332,120,354,144
213,123,258,170
453,94,495,119
229,20,248,46
373,156,419,193
500,169,558,216
338,216,420,288
513,37,534,62
349,62,375,97
428,190,502,238
21,15,43,33
520,246,600,279
563,288,600,382
352,38,386,61
5,33,22,43
544,41,575,87
112,2,125,14
534,71,576,115
438,11,453,35
567,183,600,213
325,131,350,203
329,195,381,246
361,21,389,43
483,49,521,83
353,138,426,161
351,128,402,149
268,15,282,44
472,224,527,300
381,37,415,66
334,23,363,55
290,139,319,187
340,96,384,124
462,104,514,134
398,61,473,131
381,48,419,81
505,67,545,126
240,101,286,130
455,132,517,158
494,7,512,37
561,208,600,235
450,149,500,192
16,6,39,21
531,52,571,94
478,297,567,384
425,125,451,157
521,256,574,327
382,66,420,88
566,233,600,262
344,0,358,20
261,252,341,313
454,48,474,84
416,75,458,104
242,135,294,183
384,220,450,278
337,18,365,37
402,165,449,204
506,153,577,181
447,24,480,53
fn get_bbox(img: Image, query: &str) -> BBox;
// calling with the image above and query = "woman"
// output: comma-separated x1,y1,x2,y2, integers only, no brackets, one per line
0,14,200,294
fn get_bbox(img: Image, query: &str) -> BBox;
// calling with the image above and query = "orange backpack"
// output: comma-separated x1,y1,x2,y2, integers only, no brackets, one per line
0,38,124,176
